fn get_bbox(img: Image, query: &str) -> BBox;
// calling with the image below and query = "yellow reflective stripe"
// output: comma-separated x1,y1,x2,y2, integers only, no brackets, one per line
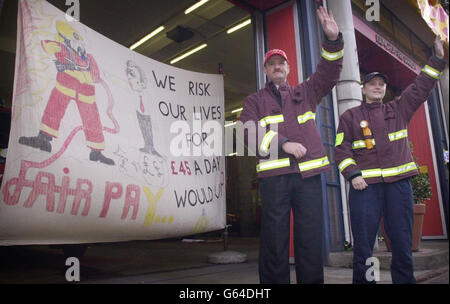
297,111,316,124
56,82,76,98
388,129,408,142
335,132,344,147
260,115,284,127
65,70,94,84
78,93,95,104
361,162,418,178
260,130,277,153
352,130,407,148
40,123,58,137
362,169,382,178
382,162,417,178
299,156,329,172
87,140,105,150
321,48,344,61
352,139,376,149
56,82,95,104
257,158,290,172
338,158,356,172
422,65,441,79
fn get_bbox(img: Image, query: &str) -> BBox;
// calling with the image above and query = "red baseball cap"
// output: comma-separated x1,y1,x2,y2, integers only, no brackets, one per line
264,49,288,65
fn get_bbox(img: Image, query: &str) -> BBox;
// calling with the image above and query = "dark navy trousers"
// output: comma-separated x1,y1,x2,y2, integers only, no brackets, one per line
349,178,416,284
258,174,324,284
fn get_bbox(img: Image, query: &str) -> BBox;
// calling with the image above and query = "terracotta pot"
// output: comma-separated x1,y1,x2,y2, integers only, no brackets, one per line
379,203,426,252
412,203,426,252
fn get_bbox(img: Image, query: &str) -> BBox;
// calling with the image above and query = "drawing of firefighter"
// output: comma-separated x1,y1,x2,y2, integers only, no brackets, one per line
126,60,163,158
19,21,115,166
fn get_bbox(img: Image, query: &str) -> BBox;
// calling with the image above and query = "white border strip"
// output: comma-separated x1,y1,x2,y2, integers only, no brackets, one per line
423,100,447,239
293,0,304,83
436,82,449,149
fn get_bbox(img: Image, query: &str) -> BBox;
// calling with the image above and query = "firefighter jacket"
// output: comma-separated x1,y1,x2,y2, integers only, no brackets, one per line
239,34,344,179
335,55,447,184
41,40,101,103
40,40,105,150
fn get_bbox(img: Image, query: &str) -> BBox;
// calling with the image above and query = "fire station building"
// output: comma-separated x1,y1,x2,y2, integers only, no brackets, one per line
0,0,448,259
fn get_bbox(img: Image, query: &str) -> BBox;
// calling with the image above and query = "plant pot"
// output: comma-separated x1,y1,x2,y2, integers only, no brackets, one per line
379,203,426,252
412,203,426,252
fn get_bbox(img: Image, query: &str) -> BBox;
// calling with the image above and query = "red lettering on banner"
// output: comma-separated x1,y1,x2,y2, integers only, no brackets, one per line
71,179,93,216
23,171,56,211
100,182,123,218
2,161,141,220
2,162,94,216
57,176,71,214
122,184,140,220
171,160,191,175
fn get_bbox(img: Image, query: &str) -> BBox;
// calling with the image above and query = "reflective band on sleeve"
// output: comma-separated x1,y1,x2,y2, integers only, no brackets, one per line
422,65,442,80
352,139,376,149
257,158,290,172
321,48,344,61
260,115,284,127
260,130,277,153
338,158,356,172
299,156,330,172
335,132,344,147
388,129,408,142
297,111,316,124
361,168,382,178
381,162,417,178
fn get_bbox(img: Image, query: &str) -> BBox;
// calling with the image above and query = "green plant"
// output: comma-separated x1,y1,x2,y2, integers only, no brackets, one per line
411,171,432,204
409,141,432,204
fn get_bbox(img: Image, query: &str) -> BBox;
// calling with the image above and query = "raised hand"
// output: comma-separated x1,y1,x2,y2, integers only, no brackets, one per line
434,36,445,59
317,6,339,41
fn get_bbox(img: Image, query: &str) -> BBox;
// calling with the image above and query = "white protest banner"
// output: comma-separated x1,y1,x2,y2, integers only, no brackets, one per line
0,0,225,245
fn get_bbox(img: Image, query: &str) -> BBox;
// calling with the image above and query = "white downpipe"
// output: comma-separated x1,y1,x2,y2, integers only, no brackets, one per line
332,86,352,246
423,101,447,239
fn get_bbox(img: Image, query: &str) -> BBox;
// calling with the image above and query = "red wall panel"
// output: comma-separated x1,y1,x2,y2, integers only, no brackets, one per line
266,5,299,86
266,4,299,258
409,105,444,236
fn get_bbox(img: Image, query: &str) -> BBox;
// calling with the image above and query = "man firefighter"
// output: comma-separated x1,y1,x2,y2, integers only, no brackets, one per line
239,7,343,284
335,36,446,284
19,21,114,166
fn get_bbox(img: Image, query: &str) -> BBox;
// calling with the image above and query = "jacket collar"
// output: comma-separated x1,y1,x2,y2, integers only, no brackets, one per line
363,100,382,109
265,81,289,91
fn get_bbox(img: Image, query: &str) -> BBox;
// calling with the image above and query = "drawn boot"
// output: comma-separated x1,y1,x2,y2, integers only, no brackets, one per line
149,147,164,158
89,150,115,166
140,142,163,158
137,113,164,158
18,131,52,153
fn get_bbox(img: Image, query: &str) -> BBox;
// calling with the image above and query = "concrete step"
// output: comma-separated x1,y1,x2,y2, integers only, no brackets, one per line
327,241,449,271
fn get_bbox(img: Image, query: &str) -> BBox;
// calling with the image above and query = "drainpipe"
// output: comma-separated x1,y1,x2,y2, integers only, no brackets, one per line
327,0,363,114
439,67,449,141
326,0,364,246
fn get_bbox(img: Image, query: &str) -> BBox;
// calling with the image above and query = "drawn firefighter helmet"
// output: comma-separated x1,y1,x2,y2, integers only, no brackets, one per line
56,21,83,43
55,21,86,58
